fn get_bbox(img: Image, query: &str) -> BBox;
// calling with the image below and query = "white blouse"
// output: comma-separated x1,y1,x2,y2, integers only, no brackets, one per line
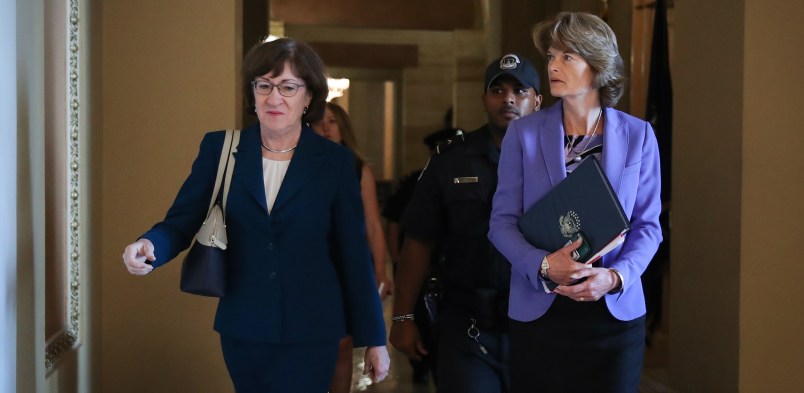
262,157,291,213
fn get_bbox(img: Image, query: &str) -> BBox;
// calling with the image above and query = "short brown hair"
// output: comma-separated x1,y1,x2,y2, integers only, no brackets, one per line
242,38,328,123
532,12,625,107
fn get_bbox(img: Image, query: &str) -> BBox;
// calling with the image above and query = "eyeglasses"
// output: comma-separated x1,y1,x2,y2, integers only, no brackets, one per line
252,79,306,97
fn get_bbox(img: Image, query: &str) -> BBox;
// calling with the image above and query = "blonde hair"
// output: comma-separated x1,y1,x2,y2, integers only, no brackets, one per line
533,12,625,107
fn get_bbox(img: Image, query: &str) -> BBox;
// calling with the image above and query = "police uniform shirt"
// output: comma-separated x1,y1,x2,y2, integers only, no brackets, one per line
382,169,423,224
401,126,510,292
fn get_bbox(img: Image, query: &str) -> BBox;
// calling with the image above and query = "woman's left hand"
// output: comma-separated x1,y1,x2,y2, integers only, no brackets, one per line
362,345,391,383
553,267,620,302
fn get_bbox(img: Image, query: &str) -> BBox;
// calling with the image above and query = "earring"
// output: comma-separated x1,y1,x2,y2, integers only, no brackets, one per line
303,106,308,115
252,106,257,114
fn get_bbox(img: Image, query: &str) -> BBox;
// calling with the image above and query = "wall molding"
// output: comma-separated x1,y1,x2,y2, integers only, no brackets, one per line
45,0,81,372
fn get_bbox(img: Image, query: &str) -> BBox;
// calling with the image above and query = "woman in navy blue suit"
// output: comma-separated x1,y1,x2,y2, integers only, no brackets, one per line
122,38,390,392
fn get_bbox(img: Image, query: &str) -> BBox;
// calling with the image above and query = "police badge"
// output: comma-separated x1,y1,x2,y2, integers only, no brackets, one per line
499,54,521,70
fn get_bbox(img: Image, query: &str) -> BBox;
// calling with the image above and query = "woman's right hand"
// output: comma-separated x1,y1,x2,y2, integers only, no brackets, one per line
122,238,155,275
545,238,591,285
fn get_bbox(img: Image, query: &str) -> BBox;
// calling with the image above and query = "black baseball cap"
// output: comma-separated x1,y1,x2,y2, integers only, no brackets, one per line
484,53,540,93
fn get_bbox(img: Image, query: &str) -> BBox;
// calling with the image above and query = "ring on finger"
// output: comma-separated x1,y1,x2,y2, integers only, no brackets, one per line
579,296,585,301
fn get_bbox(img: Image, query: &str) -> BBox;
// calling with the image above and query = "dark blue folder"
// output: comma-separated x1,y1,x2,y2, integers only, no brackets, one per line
518,156,630,267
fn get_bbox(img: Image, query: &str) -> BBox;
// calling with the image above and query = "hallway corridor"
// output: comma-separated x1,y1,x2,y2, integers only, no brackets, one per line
346,296,674,393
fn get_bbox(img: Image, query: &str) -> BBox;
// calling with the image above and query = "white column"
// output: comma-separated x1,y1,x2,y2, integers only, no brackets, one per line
13,0,46,391
0,0,18,391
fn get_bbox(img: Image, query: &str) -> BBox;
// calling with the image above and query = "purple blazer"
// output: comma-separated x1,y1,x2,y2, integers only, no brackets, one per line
488,101,663,322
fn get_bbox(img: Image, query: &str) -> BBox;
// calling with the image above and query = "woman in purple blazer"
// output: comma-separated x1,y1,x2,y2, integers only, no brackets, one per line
488,13,662,393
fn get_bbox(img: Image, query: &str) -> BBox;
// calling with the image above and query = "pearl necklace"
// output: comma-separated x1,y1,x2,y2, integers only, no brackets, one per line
261,142,297,153
565,109,602,164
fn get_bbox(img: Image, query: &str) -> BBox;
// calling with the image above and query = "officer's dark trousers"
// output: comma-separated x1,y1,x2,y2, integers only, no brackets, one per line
220,334,339,393
436,306,510,393
411,287,437,382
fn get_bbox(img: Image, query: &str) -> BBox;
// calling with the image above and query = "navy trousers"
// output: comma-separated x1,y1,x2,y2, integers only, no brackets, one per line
220,335,340,393
508,296,645,393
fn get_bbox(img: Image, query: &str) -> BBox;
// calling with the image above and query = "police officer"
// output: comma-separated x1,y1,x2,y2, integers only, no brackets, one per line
382,124,462,385
390,54,542,393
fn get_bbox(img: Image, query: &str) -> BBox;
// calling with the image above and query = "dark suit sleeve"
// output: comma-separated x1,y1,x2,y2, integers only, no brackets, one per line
331,151,387,348
140,131,225,268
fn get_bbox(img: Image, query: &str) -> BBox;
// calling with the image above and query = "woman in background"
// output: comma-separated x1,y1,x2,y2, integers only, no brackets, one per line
488,12,662,392
313,102,392,393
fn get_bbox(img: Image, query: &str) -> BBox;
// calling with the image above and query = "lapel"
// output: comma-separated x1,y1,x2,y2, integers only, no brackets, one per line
537,102,628,193
236,125,328,215
236,123,270,213
600,107,627,194
539,101,568,187
271,127,327,211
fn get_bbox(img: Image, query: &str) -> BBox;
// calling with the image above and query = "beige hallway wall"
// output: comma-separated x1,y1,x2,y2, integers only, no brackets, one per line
669,0,804,391
670,0,743,389
99,0,241,391
740,0,804,391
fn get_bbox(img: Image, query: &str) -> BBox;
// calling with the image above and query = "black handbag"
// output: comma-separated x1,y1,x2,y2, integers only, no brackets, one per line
180,129,240,297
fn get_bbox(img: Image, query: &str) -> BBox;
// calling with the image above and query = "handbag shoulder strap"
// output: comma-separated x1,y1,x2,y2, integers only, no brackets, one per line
207,130,234,215
221,130,241,212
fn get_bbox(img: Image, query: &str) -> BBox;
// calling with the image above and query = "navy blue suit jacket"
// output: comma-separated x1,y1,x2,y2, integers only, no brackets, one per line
142,123,386,347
